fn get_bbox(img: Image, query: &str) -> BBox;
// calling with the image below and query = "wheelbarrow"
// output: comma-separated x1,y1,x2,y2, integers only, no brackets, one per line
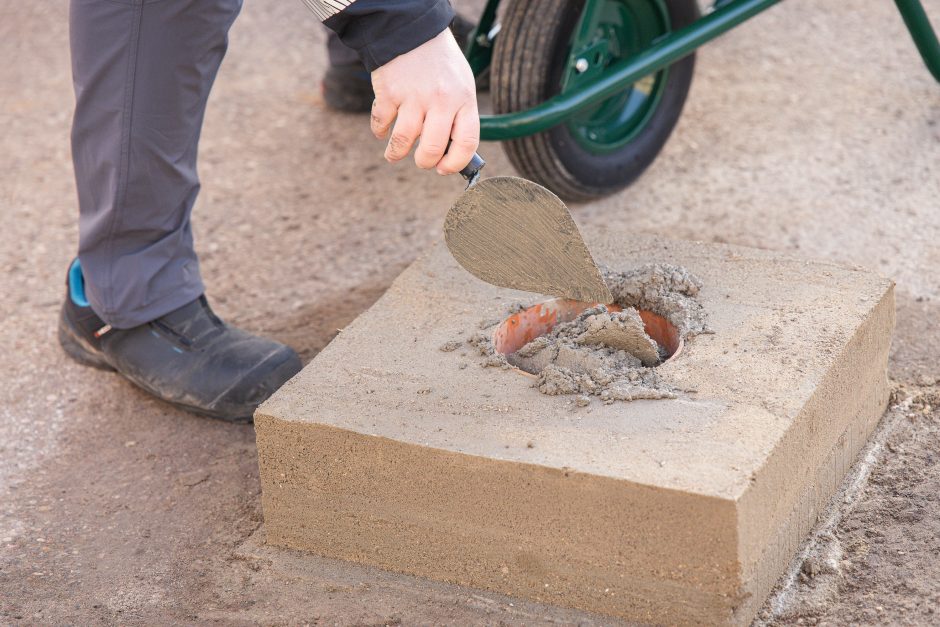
464,0,940,201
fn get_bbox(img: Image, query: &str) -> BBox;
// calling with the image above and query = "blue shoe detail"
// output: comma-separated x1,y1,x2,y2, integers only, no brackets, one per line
68,258,90,308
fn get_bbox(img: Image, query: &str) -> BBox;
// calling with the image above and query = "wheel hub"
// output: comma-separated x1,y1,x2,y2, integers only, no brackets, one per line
560,0,671,154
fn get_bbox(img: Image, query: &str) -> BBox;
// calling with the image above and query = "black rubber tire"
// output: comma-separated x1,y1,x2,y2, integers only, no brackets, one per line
491,0,699,202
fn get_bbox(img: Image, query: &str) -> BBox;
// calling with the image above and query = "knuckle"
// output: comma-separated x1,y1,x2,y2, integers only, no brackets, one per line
420,142,446,156
431,84,468,106
453,135,478,148
414,155,435,169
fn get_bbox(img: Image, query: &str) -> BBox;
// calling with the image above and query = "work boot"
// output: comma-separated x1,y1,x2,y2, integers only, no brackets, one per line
322,15,484,113
58,259,302,423
322,61,374,113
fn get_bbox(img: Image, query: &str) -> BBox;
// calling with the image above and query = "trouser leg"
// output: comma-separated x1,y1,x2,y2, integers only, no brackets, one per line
326,29,362,66
69,0,242,329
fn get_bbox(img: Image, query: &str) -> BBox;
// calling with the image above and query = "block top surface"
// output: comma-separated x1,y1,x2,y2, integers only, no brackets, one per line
259,231,892,500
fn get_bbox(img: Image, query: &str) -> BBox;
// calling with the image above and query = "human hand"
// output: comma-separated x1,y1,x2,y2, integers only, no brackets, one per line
370,28,480,175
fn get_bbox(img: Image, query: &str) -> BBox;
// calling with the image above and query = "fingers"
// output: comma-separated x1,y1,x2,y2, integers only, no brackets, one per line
434,103,480,175
368,28,480,172
384,106,424,163
370,98,396,140
414,109,452,170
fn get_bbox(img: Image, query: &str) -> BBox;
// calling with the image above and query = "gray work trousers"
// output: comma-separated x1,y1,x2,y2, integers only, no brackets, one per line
70,0,357,328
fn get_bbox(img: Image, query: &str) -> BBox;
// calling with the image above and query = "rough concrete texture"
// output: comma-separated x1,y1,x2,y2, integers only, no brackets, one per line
2,0,939,624
255,232,895,626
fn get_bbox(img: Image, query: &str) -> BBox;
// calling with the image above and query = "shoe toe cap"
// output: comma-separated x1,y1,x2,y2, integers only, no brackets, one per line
213,343,302,421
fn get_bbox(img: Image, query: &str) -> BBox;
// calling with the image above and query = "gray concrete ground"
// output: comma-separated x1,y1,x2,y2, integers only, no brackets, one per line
0,0,938,625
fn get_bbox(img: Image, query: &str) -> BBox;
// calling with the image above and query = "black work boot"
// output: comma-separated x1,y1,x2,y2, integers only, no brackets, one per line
322,15,484,113
322,61,374,113
58,260,302,423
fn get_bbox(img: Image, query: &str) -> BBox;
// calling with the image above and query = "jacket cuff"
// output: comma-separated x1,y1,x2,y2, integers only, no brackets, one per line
325,0,456,72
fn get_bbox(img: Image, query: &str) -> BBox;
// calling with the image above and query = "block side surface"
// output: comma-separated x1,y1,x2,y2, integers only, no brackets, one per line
732,285,895,624
256,416,742,626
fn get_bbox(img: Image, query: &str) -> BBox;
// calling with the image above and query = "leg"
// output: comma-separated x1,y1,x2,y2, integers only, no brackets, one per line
65,0,301,422
326,29,361,66
70,0,243,329
322,29,375,112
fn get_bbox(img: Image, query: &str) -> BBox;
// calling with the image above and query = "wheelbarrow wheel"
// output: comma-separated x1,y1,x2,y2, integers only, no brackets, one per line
491,0,698,201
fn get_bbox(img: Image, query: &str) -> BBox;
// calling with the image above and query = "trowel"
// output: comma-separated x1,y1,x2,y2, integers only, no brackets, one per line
444,153,613,304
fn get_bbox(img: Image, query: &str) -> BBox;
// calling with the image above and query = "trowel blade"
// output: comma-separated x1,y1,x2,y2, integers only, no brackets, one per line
444,176,613,304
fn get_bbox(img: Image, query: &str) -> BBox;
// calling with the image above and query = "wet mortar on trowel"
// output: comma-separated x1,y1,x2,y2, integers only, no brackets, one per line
442,264,710,405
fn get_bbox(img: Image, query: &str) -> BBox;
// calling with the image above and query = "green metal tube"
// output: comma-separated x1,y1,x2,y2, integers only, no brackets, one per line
480,0,782,140
893,0,940,83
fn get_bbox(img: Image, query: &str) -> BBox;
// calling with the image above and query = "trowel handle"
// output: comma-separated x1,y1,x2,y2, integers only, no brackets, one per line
459,152,485,182
446,138,485,188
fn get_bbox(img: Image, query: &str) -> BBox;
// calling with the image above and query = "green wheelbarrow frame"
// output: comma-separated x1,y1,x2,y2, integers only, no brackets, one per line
467,0,940,142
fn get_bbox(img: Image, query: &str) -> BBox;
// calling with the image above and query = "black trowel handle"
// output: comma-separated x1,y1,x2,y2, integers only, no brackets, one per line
446,138,485,189
459,152,485,183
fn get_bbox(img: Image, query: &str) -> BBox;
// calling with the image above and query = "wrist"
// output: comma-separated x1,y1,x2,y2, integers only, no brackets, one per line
326,0,455,72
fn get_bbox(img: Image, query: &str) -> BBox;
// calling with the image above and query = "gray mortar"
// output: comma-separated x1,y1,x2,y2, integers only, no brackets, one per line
467,263,708,403
604,262,709,337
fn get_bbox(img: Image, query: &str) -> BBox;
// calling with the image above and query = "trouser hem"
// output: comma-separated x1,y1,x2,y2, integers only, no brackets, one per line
90,280,206,330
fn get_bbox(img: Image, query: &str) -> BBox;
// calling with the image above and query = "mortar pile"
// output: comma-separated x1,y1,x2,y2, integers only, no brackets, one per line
606,263,709,337
468,263,708,404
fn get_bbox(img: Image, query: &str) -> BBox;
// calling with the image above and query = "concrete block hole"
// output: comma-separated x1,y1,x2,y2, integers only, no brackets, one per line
492,298,683,373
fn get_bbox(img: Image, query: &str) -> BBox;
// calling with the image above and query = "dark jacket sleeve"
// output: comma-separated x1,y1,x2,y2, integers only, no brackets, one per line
320,0,456,71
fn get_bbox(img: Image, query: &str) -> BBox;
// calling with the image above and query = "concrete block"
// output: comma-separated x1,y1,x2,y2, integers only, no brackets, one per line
255,231,894,626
